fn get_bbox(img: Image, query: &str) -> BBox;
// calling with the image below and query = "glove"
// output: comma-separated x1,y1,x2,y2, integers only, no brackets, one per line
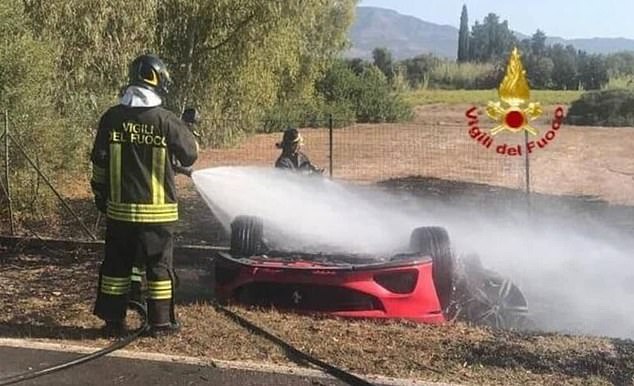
173,164,193,177
182,108,201,138
171,155,193,177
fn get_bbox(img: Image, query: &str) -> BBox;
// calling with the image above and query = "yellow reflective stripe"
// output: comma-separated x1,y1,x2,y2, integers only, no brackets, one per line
109,143,121,202
148,280,172,289
149,289,172,295
102,276,130,284
152,147,166,204
148,289,172,300
92,164,106,184
108,202,177,213
106,202,178,223
106,210,178,223
101,275,130,295
101,287,130,296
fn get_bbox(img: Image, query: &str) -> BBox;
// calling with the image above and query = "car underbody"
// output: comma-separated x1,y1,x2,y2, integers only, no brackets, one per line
215,216,530,330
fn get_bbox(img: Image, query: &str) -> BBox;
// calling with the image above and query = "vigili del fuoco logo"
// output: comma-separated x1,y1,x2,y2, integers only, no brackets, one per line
465,47,565,156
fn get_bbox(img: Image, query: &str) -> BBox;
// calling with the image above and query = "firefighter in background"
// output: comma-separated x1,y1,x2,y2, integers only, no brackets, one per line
274,128,324,175
90,54,198,337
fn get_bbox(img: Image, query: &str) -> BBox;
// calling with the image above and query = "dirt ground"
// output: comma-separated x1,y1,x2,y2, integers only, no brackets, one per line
196,104,634,205
0,249,632,386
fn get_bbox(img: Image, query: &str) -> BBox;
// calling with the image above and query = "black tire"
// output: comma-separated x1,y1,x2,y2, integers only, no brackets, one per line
409,226,454,311
230,215,264,257
459,272,530,330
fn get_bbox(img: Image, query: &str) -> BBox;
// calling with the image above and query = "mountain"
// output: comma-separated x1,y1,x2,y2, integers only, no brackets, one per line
347,6,634,60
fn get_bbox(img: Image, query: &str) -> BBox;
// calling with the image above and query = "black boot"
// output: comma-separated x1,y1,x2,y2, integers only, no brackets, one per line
145,320,181,338
101,320,127,338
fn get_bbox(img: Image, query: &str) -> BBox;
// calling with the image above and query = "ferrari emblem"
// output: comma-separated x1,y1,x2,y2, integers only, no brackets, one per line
486,47,542,136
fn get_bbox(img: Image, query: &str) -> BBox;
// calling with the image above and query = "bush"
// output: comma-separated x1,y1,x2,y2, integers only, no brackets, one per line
429,61,497,89
0,0,67,214
316,61,413,123
566,89,634,126
354,66,413,122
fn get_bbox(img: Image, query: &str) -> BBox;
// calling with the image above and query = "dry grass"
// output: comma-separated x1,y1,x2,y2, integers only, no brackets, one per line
403,89,583,106
1,249,632,385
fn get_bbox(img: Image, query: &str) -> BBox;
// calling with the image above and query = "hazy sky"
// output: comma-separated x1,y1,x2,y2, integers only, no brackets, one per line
359,0,634,39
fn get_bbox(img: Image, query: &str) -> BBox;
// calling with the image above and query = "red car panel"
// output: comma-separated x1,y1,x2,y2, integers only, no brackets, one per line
215,252,446,324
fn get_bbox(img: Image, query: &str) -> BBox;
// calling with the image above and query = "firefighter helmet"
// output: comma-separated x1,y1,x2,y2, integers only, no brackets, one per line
128,54,172,95
276,128,303,149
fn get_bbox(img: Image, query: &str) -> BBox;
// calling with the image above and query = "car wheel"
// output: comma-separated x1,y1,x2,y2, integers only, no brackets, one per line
230,215,265,257
461,272,529,330
409,226,454,311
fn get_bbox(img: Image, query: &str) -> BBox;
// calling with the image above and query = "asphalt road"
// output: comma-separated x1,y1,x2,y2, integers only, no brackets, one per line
0,346,355,386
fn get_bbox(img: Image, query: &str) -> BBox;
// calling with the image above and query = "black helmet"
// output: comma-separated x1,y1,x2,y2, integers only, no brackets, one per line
128,54,172,95
276,128,303,149
181,108,200,125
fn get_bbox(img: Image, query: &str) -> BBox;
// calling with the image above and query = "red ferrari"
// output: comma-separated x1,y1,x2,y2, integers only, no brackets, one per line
215,216,529,329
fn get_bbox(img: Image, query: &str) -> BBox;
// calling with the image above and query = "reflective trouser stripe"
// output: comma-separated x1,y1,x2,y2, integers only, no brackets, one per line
91,163,106,184
109,144,121,203
100,275,130,296
106,202,178,223
148,280,172,300
152,147,166,204
131,267,145,283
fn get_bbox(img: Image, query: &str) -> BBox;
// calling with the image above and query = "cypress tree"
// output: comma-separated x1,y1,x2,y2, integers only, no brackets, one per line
458,4,470,62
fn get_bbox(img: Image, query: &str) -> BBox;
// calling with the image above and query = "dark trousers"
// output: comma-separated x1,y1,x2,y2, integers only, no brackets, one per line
93,219,176,327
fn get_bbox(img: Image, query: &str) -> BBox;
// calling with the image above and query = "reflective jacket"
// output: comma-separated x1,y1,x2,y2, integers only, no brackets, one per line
275,151,320,173
90,105,198,223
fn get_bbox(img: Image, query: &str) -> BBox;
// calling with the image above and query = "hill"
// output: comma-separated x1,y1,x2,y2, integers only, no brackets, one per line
347,6,634,59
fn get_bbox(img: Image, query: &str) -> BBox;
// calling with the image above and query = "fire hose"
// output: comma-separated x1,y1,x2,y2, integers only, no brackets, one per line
0,301,149,386
0,300,373,386
214,302,374,386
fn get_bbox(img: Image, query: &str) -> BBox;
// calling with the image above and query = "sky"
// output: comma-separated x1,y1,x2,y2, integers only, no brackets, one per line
359,0,634,40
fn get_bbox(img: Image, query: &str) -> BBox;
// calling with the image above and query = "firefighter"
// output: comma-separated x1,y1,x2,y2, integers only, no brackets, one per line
274,128,324,175
90,54,198,337
130,108,200,300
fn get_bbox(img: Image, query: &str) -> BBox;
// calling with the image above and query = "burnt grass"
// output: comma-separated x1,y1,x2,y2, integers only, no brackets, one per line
1,177,634,385
1,247,634,385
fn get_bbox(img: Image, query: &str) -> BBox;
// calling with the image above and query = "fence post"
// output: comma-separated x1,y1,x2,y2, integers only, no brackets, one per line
328,113,333,179
4,110,14,235
524,130,531,213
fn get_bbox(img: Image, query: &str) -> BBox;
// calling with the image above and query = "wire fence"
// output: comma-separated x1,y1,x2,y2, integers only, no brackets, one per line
2,108,634,241
204,117,528,189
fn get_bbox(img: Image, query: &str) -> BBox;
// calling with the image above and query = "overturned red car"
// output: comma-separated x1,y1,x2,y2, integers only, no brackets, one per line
215,216,529,329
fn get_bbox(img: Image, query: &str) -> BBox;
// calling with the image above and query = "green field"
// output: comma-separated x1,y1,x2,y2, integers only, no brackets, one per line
403,89,583,106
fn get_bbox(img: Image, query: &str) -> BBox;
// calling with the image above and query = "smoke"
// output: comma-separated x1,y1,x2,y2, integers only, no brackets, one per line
192,166,634,339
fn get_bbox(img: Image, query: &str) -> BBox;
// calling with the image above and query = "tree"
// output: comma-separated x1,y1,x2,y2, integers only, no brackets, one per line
468,13,517,62
0,0,68,208
457,5,470,63
524,30,552,88
372,47,394,82
577,52,609,90
531,30,547,57
401,54,440,88
550,44,578,89
345,58,369,75
22,0,358,146
527,57,554,88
